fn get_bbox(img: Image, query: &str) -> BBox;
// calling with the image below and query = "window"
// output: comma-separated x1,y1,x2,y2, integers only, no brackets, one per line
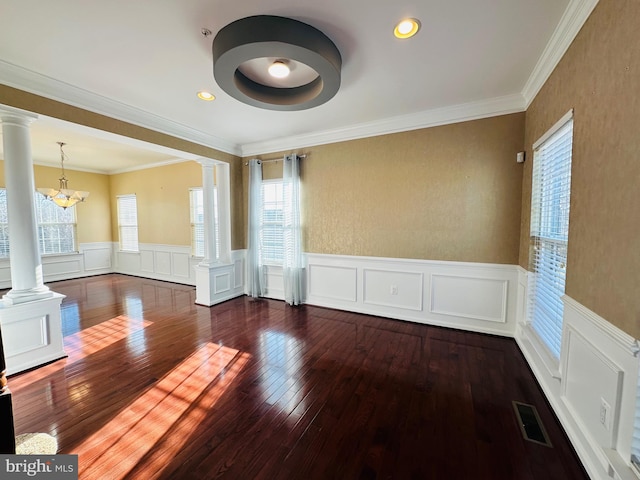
189,187,219,258
117,194,139,252
0,189,77,257
262,180,284,264
528,112,573,359
190,188,205,257
35,192,77,254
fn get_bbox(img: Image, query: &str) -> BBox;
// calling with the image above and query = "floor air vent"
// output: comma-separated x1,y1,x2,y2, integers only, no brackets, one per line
512,401,553,447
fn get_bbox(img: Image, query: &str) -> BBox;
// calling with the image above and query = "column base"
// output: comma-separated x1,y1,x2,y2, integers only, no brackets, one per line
194,263,244,307
0,293,66,375
3,286,52,306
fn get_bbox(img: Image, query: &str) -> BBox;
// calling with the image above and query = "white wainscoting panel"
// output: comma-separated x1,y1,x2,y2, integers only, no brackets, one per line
0,243,114,288
562,327,623,449
363,269,423,311
0,293,66,375
304,254,519,337
114,243,199,286
140,250,155,273
194,251,246,306
155,251,172,276
43,257,82,278
430,274,507,323
307,264,358,303
516,291,640,480
173,252,191,279
82,243,112,271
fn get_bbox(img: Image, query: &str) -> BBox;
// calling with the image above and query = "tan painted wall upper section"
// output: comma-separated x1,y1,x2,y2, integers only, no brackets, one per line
245,113,525,264
520,0,640,337
0,161,111,243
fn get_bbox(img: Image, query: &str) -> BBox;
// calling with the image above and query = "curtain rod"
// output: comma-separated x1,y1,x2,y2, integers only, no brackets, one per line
243,154,306,166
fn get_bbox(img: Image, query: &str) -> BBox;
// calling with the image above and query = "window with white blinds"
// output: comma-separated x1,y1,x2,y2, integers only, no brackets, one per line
262,180,284,264
117,194,139,252
35,192,77,254
528,113,573,359
0,189,77,256
189,187,219,258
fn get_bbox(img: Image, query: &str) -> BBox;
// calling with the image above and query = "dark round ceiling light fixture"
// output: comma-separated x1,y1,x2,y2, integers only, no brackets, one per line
212,15,342,111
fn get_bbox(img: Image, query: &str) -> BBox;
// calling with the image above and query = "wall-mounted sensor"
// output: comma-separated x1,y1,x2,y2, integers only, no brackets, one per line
516,151,526,163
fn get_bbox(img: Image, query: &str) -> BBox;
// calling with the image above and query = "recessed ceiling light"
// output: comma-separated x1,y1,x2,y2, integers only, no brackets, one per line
394,18,421,39
268,60,290,79
197,91,215,101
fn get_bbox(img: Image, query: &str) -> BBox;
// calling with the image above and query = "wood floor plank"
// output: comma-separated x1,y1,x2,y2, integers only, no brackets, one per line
6,274,589,479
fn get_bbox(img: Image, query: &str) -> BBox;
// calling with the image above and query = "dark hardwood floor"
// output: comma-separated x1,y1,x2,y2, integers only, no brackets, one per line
7,274,588,479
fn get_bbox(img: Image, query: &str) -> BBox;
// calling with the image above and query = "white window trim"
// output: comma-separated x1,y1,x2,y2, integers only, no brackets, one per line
527,108,574,369
117,194,139,253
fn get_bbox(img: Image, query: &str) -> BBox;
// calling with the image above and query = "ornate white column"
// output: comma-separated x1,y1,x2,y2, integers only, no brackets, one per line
194,158,241,306
215,162,232,264
0,107,51,304
0,105,65,375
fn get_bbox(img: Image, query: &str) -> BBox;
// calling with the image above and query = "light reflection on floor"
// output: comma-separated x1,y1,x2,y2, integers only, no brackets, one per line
74,342,250,479
11,315,154,392
259,330,306,414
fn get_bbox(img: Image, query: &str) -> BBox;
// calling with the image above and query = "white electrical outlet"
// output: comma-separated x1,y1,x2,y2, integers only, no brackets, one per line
600,397,611,430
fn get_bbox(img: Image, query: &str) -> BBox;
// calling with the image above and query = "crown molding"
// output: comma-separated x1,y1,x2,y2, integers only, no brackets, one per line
241,93,526,157
522,0,600,107
0,60,241,156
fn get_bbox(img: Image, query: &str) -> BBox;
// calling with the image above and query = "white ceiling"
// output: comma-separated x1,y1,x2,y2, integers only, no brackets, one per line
0,0,596,173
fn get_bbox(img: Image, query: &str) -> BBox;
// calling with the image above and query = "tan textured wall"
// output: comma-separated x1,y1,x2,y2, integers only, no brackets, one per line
0,85,244,249
520,0,640,336
244,113,525,264
109,162,202,246
0,162,112,243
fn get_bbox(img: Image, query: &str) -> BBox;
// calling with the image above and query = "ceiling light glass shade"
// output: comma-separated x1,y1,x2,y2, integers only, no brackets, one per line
38,142,90,209
394,19,421,39
268,61,290,78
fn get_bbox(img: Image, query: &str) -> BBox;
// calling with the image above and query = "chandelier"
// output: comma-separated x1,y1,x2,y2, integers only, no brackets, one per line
37,142,89,209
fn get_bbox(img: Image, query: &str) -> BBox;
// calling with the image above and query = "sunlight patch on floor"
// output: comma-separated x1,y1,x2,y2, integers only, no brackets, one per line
74,342,250,479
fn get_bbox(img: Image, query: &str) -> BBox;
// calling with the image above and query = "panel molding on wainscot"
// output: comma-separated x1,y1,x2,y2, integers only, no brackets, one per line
516,292,640,480
113,243,199,286
0,242,113,289
304,253,519,337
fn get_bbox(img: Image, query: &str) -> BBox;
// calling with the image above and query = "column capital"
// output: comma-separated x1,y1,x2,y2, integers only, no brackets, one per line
196,157,221,168
0,105,38,126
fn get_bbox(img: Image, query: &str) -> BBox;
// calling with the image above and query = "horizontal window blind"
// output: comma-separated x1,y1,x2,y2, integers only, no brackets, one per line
117,194,139,252
0,189,77,257
190,187,219,258
529,117,573,359
262,181,284,264
190,188,205,257
35,192,77,254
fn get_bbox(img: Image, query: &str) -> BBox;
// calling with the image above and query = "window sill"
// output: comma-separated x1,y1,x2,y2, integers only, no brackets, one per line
603,449,640,480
